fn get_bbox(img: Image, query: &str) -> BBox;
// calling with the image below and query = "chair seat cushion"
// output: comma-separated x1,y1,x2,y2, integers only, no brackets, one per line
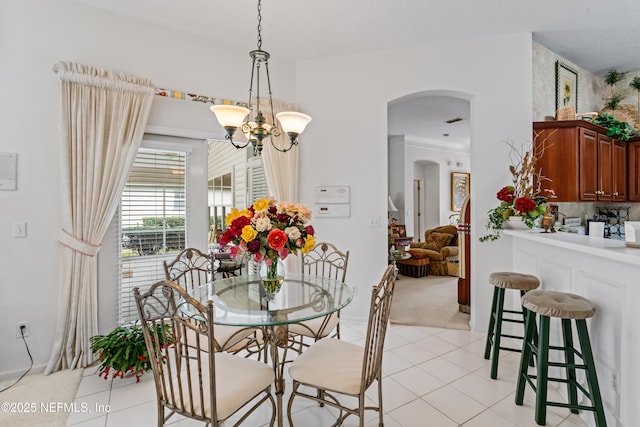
168,351,274,421
489,272,540,290
288,338,364,395
288,313,339,338
521,290,596,320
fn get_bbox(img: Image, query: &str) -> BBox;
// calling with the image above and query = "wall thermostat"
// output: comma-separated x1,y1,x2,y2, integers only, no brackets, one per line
0,153,17,190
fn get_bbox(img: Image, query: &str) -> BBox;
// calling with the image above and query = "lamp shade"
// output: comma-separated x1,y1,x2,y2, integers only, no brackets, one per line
276,111,312,135
210,105,250,128
388,196,398,212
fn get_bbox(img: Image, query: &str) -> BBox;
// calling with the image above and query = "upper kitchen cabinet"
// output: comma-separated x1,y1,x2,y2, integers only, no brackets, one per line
533,120,627,202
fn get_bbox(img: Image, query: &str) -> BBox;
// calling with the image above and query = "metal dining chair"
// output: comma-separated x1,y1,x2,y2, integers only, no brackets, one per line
163,248,263,357
133,280,276,427
287,242,349,354
286,265,397,426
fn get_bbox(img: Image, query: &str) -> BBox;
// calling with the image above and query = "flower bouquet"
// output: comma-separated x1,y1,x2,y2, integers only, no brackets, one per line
480,140,554,242
218,198,315,295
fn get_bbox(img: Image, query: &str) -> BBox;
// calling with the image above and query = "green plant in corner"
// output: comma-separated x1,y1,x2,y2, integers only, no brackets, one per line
593,113,636,141
603,69,628,111
90,323,173,382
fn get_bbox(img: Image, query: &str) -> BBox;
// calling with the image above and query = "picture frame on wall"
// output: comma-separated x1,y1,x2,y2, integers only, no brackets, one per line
555,61,578,111
451,172,470,211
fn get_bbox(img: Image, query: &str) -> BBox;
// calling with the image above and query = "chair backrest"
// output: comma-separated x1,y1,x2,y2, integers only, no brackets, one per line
164,248,213,291
301,242,349,282
134,280,217,424
360,264,397,392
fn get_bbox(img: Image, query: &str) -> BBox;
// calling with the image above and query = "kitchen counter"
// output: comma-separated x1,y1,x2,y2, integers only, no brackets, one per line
503,229,640,266
505,228,639,426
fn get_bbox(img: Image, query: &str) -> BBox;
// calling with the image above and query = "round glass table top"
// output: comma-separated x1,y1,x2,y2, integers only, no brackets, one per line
189,272,355,327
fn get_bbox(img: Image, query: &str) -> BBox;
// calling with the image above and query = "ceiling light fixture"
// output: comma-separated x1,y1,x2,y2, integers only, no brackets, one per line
210,0,311,156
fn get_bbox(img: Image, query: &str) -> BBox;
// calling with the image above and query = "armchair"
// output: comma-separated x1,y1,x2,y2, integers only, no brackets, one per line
406,225,459,276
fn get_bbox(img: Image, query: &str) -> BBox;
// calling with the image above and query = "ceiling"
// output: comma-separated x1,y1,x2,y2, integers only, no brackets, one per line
73,0,640,144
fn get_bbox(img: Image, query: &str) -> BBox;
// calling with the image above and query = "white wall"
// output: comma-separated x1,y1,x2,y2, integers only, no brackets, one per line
296,35,533,326
0,0,296,377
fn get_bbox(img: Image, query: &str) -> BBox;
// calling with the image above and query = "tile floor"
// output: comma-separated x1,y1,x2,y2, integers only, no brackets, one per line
67,320,589,427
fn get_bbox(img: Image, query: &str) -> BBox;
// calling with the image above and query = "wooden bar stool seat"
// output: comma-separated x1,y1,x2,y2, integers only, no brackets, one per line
515,290,606,426
484,271,540,379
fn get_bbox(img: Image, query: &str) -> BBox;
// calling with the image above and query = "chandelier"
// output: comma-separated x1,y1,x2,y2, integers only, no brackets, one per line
210,0,311,156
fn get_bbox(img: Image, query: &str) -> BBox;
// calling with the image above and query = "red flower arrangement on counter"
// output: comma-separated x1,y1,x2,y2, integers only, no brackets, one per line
480,139,555,242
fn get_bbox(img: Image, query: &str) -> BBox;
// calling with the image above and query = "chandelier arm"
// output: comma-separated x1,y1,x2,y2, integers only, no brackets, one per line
263,61,279,131
226,133,251,149
248,56,257,116
269,138,297,153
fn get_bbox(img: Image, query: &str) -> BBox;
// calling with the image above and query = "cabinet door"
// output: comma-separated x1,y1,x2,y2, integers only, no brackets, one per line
613,140,627,201
597,134,613,201
534,126,580,201
579,128,598,201
628,142,640,201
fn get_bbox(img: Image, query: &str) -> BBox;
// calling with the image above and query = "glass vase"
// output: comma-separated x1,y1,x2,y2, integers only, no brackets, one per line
259,257,285,301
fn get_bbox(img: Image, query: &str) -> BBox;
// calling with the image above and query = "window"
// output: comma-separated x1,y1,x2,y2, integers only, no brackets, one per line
209,172,232,234
118,148,188,324
247,157,268,203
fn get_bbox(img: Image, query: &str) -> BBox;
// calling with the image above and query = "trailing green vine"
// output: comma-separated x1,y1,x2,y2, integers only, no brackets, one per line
592,113,636,141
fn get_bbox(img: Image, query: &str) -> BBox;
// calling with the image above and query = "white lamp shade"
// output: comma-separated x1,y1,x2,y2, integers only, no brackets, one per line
276,111,312,135
388,196,398,212
210,105,250,128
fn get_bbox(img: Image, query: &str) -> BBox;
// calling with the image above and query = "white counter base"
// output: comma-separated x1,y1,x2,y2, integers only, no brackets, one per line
504,229,638,427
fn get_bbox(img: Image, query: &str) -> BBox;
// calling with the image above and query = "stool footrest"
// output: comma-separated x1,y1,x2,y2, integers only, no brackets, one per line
501,318,525,325
501,333,525,340
546,401,598,412
498,346,523,353
548,361,587,370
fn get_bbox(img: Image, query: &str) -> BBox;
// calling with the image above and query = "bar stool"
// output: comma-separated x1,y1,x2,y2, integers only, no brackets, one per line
515,290,606,426
484,271,540,379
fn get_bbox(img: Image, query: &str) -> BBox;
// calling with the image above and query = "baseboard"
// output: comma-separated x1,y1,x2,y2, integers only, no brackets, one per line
0,363,46,383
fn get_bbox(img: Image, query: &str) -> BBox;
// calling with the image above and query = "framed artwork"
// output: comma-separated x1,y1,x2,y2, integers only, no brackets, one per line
555,61,578,111
451,172,470,211
395,224,406,237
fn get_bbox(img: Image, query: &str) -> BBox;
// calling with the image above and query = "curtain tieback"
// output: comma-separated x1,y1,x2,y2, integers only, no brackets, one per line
59,229,101,257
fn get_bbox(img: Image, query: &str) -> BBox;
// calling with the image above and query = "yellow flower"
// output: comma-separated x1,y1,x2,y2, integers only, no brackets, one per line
240,225,258,242
225,208,250,226
253,198,272,212
301,235,315,253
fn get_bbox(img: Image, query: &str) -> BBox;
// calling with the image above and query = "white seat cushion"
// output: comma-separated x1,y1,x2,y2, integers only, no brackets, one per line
165,351,274,421
288,338,364,395
287,313,339,338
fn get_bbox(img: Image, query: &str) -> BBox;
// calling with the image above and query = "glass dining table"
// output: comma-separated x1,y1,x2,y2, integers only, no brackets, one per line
190,272,356,427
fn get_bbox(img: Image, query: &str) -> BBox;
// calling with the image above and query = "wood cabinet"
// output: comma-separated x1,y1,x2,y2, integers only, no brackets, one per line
613,140,628,201
533,121,627,202
627,139,640,201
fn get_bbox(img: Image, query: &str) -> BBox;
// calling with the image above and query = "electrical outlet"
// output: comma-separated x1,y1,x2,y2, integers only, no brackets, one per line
16,321,29,338
611,372,619,393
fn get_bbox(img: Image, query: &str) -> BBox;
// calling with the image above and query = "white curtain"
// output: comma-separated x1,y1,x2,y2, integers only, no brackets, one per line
260,99,302,202
45,62,155,374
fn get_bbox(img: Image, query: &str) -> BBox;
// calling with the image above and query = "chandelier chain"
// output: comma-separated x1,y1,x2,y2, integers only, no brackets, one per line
256,0,263,50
